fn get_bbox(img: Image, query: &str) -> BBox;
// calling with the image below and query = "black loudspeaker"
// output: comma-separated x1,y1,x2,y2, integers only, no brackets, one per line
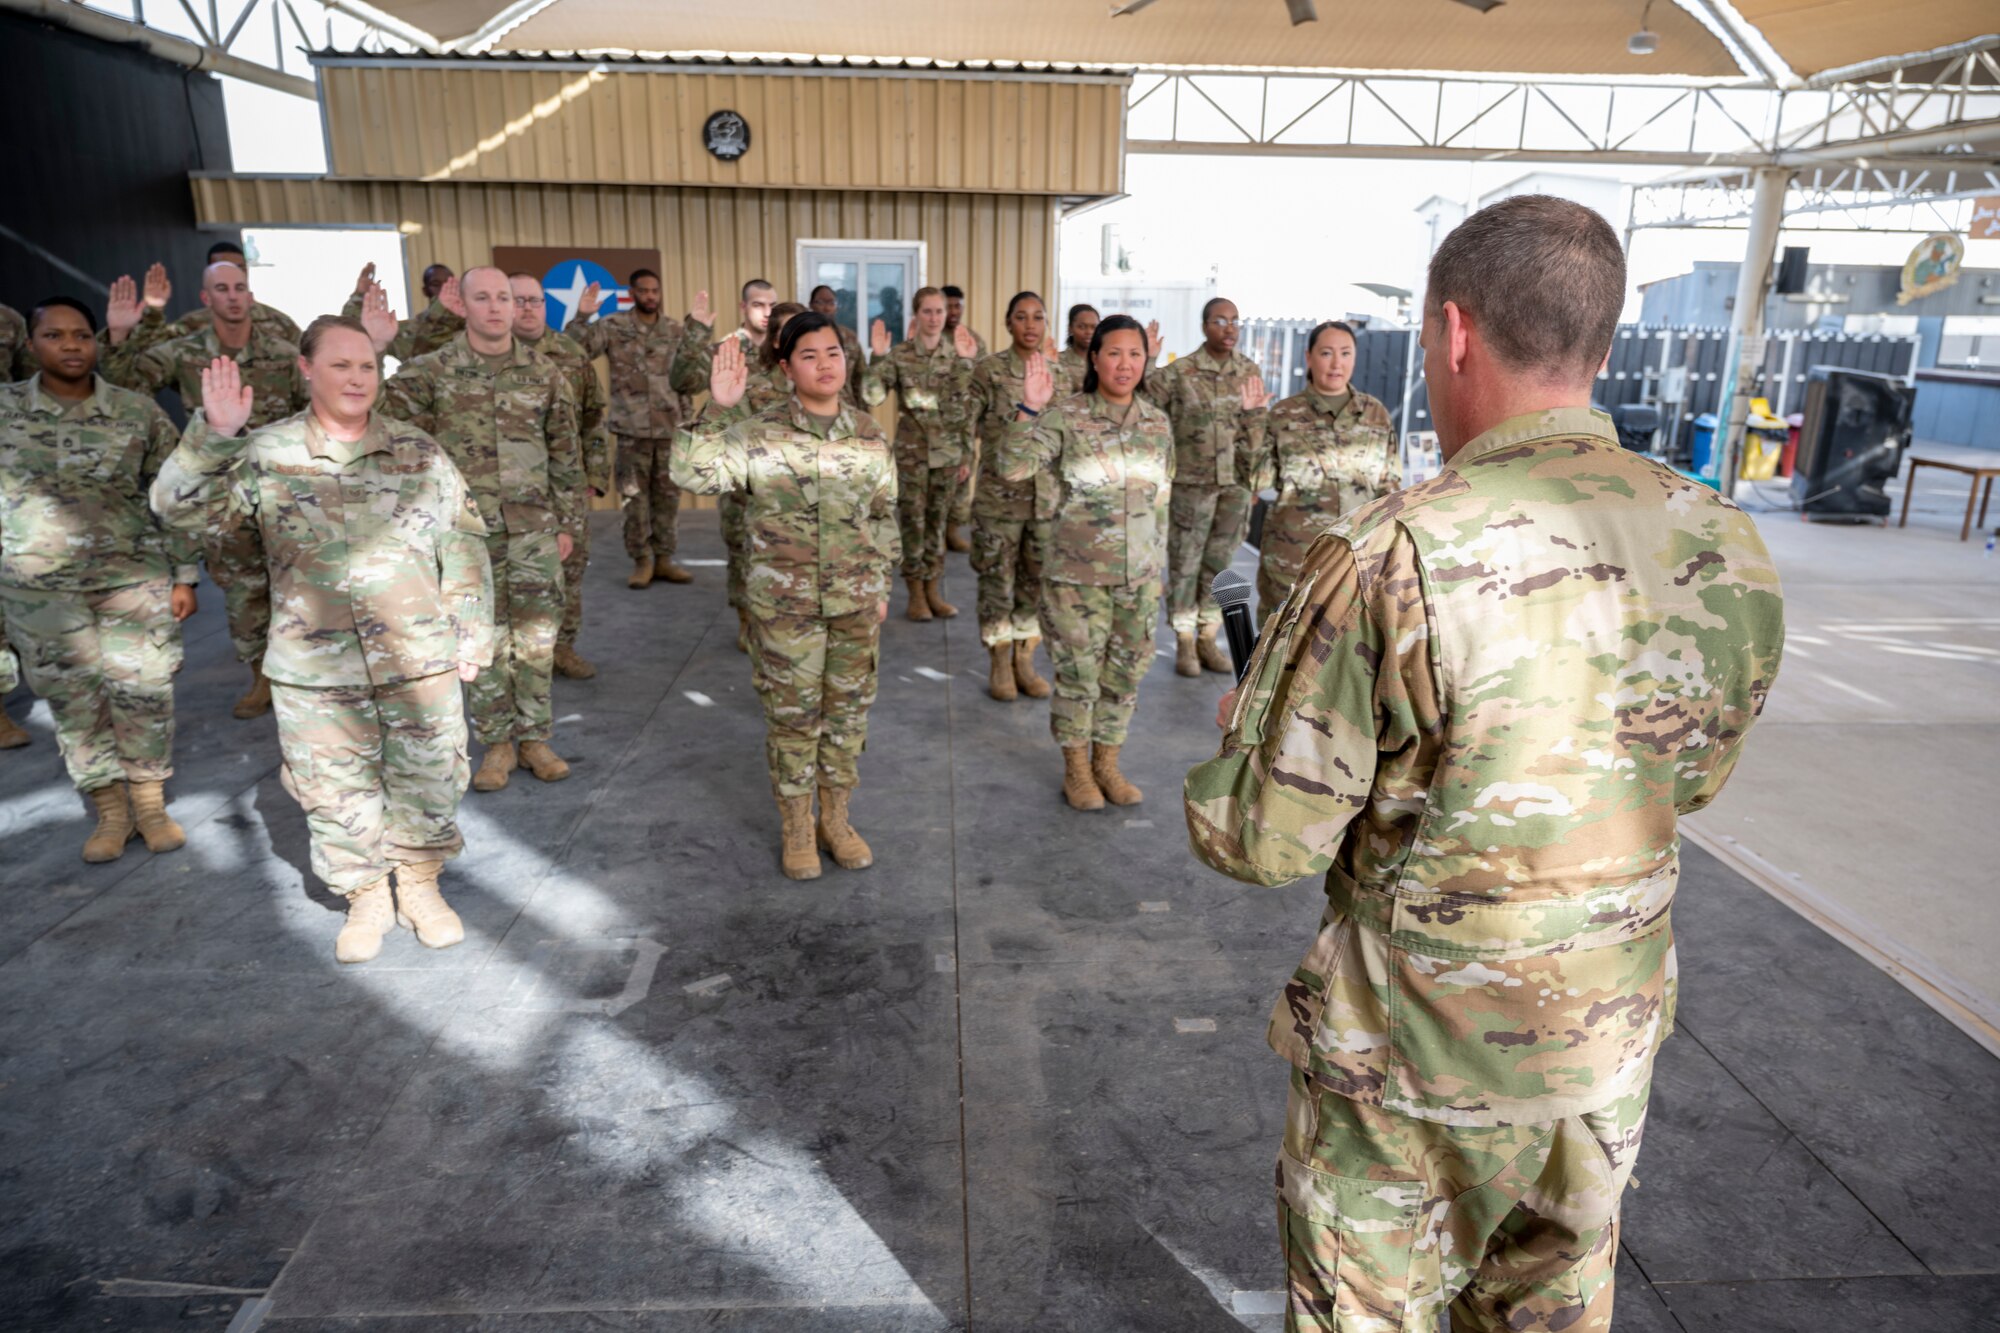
1792,368,1911,519
1611,402,1662,453
1774,246,1810,295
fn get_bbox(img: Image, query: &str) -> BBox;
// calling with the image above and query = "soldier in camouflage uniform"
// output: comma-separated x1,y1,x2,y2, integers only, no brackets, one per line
1057,304,1096,391
1,296,197,861
1241,321,1399,617
863,287,979,621
964,292,1071,702
341,262,465,364
372,267,582,794
0,305,31,748
1184,197,1786,1333
1142,298,1271,677
1000,315,1170,812
153,316,495,964
942,285,989,552
673,316,897,882
102,263,309,721
510,272,610,681
120,248,303,356
567,270,712,588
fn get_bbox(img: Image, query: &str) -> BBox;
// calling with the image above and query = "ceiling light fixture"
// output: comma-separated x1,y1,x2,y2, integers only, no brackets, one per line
1628,0,1659,55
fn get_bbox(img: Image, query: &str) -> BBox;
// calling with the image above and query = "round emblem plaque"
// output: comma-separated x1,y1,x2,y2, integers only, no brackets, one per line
703,110,751,162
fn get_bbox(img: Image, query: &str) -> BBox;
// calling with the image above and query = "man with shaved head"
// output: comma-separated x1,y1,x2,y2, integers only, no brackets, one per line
102,260,307,719
366,264,583,794
119,240,303,355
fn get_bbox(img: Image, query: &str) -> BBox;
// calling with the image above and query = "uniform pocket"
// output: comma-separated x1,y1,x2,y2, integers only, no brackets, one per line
1268,904,1353,1070
1276,1113,1424,1326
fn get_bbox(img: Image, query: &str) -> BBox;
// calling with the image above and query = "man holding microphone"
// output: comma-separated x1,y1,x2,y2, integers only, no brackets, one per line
1186,195,1785,1332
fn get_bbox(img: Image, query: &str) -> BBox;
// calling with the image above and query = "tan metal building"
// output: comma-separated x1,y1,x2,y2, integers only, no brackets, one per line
192,54,1129,351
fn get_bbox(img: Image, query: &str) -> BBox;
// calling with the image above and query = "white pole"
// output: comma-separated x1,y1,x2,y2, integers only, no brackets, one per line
1716,167,1791,497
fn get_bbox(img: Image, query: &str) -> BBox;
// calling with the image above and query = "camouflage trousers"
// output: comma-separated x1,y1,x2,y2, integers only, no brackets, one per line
468,531,562,746
949,434,979,528
896,451,954,581
1278,1068,1650,1333
558,512,590,649
1256,501,1341,625
271,670,470,895
970,511,1044,646
206,507,270,663
720,490,751,611
1167,482,1255,634
0,578,180,792
615,434,680,561
1040,579,1159,747
748,607,881,797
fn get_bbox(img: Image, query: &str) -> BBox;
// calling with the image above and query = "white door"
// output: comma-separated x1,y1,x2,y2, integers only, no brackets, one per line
796,240,925,346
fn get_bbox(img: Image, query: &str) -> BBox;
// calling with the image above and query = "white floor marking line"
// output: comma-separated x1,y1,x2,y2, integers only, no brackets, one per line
683,691,714,706
1138,901,1171,913
1174,1017,1217,1034
913,666,952,682
678,558,727,566
684,972,732,996
1811,672,1890,706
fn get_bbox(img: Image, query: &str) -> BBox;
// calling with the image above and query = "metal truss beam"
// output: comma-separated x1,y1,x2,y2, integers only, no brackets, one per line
1631,162,2000,232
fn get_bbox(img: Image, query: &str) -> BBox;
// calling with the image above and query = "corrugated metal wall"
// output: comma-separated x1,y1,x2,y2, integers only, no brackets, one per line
314,63,1126,198
190,175,1059,352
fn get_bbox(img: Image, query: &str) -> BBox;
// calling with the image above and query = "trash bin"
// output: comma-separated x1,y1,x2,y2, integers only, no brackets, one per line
1781,414,1802,477
1689,412,1720,485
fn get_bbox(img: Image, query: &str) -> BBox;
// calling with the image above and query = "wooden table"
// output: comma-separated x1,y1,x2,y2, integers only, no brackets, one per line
1899,449,2000,542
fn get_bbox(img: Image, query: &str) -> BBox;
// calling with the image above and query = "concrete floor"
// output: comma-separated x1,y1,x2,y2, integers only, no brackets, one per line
2,507,1996,1331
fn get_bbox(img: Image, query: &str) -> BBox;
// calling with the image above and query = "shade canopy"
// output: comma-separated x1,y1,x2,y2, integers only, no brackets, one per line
354,0,1996,83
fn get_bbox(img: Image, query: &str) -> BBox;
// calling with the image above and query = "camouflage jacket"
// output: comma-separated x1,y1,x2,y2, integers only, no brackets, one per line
568,309,708,439
521,327,611,493
671,398,900,619
340,293,466,365
996,391,1174,587
1142,345,1268,488
966,347,1057,522
0,304,34,382
1056,346,1089,393
380,334,584,536
862,336,975,468
0,374,197,591
153,409,495,688
835,324,867,406
128,300,302,355
1244,388,1398,565
101,321,309,431
1184,407,1786,1126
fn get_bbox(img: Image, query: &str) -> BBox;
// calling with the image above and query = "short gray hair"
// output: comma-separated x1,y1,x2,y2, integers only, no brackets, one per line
1426,194,1625,384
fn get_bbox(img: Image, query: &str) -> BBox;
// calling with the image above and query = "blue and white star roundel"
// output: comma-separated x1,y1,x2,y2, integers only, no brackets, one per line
541,259,628,331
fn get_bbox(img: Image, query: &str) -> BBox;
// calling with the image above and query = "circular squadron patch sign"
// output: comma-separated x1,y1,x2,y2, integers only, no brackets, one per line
703,110,751,162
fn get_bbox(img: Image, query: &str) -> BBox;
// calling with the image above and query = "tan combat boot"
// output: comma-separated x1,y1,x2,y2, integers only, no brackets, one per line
553,643,597,679
393,860,464,949
335,875,396,963
924,578,958,619
736,608,752,654
519,740,571,782
128,779,186,853
628,555,655,589
1175,632,1200,677
232,660,272,719
472,741,517,792
816,786,874,870
988,643,1018,701
905,576,934,623
1091,743,1144,806
81,782,135,863
1061,745,1105,811
1196,626,1233,674
0,708,28,749
778,793,822,880
945,524,971,554
654,559,693,584
1013,637,1052,699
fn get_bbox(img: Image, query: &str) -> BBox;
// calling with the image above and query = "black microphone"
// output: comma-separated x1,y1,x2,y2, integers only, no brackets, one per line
1211,569,1257,683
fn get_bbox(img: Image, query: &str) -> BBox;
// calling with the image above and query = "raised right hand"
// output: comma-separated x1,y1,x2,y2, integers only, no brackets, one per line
352,261,376,297
709,334,748,409
690,289,714,326
577,281,602,319
142,263,172,311
1022,352,1055,413
1144,319,1162,362
201,357,254,438
869,319,891,358
438,275,465,318
359,283,400,354
106,275,143,341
